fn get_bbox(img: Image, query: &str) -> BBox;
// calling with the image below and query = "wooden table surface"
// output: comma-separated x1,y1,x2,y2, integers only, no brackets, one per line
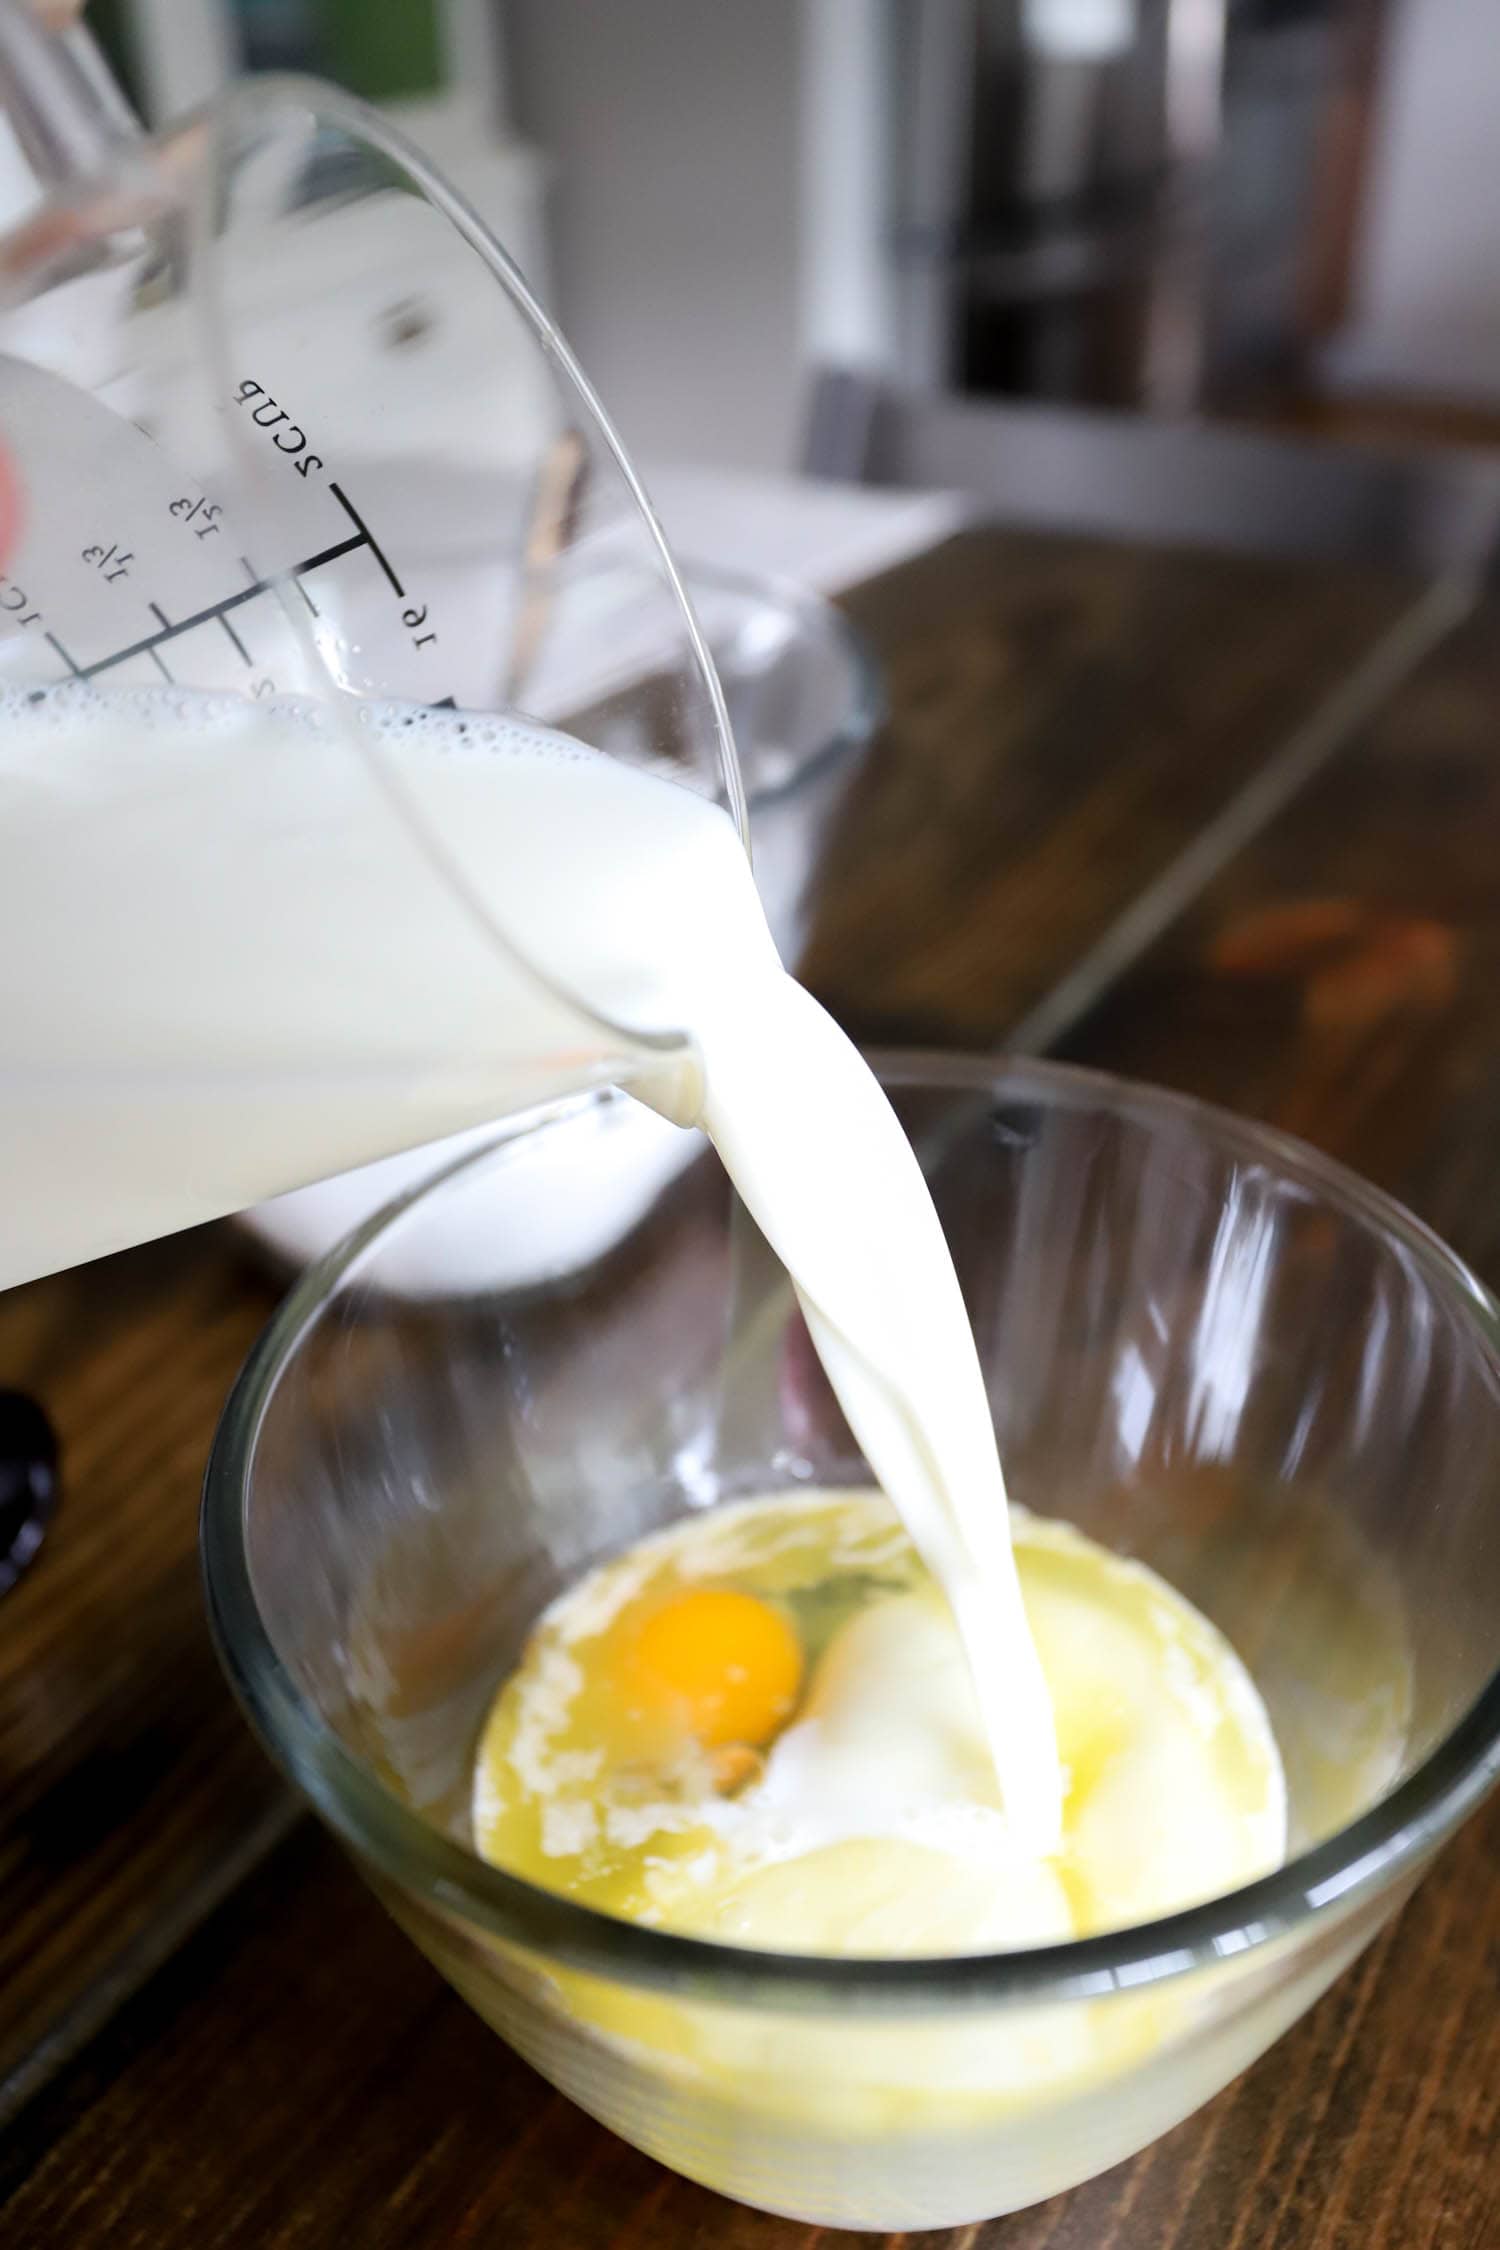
1,524,1496,2249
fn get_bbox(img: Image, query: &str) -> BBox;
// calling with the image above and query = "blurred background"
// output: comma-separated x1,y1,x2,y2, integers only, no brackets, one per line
70,0,1500,473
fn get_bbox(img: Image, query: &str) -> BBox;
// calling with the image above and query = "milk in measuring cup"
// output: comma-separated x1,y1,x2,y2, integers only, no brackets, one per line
0,686,690,1283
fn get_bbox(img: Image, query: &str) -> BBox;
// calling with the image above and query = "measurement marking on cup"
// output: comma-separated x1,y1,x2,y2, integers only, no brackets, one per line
146,605,175,683
216,609,251,664
252,553,319,619
330,482,404,598
43,631,80,677
74,532,368,681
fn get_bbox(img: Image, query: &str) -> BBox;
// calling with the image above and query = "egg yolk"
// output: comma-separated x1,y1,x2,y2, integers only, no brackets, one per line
621,1588,802,1749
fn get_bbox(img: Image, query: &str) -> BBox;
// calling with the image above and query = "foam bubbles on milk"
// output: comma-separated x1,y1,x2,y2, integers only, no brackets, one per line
0,677,303,756
0,677,609,768
360,703,601,767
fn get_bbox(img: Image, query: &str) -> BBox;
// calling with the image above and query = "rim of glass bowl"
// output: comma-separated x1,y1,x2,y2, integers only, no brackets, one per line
678,557,885,819
202,1054,1500,2015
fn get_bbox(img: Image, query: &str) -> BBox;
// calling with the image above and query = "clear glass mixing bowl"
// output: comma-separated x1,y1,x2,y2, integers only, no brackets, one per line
202,1057,1500,2230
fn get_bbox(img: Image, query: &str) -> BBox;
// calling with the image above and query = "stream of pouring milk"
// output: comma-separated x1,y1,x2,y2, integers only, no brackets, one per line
1,682,1061,1850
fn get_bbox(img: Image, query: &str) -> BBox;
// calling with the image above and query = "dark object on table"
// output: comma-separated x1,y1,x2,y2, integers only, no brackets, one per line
0,1388,58,1595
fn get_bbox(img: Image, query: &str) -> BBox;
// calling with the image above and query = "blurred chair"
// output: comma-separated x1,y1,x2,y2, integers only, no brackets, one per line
803,368,1500,583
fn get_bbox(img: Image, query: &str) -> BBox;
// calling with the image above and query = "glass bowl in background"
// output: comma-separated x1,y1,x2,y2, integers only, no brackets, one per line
233,562,880,1293
202,1058,1500,2230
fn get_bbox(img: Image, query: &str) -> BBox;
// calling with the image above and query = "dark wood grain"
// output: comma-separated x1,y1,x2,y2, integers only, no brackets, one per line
1,526,1492,2248
1058,602,1500,1274
0,1232,285,2103
804,527,1411,1046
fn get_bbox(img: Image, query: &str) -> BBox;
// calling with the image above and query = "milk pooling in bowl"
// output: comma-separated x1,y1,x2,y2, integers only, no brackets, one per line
2,680,1063,1850
474,1492,1288,1960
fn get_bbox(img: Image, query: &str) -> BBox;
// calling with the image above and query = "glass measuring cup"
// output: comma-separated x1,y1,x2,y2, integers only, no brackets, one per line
0,3,747,1289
